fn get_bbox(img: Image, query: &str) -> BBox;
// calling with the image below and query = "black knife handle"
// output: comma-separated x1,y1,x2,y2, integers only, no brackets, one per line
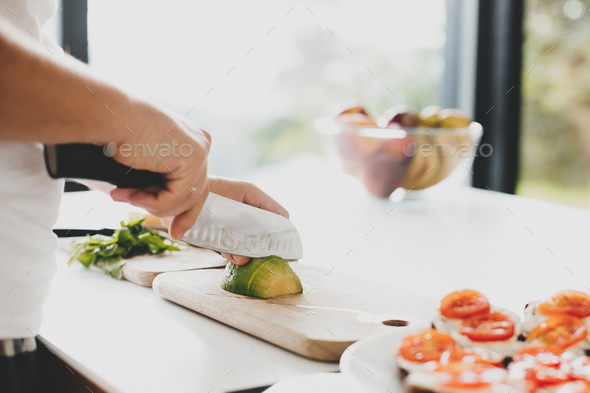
44,144,166,189
53,228,116,238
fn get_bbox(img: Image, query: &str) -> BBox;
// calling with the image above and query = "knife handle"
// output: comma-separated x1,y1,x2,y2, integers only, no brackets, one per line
53,228,116,238
44,144,166,189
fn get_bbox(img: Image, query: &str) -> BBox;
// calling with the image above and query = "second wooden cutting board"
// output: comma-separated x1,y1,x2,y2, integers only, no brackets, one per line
59,238,227,287
153,263,437,361
122,246,227,287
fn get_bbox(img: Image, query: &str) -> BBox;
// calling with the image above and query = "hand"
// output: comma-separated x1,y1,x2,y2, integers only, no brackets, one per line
109,109,211,240
208,176,289,266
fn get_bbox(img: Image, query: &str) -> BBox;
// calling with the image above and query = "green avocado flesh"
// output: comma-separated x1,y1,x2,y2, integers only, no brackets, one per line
221,255,303,299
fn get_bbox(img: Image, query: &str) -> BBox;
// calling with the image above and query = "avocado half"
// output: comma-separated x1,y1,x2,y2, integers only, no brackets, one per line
221,255,303,298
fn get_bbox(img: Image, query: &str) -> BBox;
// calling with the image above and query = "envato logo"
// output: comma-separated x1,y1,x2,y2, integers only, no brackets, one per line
402,142,493,158
103,141,193,158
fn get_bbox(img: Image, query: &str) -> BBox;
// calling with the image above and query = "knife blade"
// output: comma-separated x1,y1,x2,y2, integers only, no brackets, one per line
184,192,303,259
44,144,303,259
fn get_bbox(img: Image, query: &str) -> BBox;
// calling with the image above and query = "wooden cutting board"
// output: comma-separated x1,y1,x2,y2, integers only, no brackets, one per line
122,247,227,287
152,263,437,361
59,238,227,287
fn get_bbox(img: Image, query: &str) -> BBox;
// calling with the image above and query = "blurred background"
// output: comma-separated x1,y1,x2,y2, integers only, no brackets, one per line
44,0,590,208
520,0,590,208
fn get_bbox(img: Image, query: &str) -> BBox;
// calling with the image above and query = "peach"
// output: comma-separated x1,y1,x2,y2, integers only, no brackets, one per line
380,137,413,162
335,112,380,156
362,154,404,198
438,109,471,128
332,102,369,118
335,112,377,126
419,105,442,128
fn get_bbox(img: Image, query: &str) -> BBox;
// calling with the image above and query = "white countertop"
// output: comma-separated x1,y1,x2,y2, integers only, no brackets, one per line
41,156,590,392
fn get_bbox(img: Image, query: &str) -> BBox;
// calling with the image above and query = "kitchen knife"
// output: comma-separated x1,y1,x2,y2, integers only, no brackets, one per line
53,228,116,238
44,144,303,259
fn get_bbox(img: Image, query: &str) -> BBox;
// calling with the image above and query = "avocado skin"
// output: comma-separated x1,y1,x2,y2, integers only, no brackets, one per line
221,255,303,298
221,257,267,295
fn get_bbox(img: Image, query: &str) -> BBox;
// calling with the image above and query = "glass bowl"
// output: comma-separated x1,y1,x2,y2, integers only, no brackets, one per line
314,117,484,199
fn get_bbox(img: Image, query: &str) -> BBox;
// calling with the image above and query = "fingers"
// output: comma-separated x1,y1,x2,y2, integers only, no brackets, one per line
110,187,137,203
167,181,209,240
259,197,290,219
169,206,199,240
111,181,192,217
159,216,173,228
110,186,160,203
128,171,206,217
114,168,209,240
114,186,206,240
222,253,251,265
207,177,290,218
244,187,290,219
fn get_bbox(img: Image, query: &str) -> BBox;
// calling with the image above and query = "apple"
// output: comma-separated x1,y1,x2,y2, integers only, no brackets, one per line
362,154,404,198
376,106,416,163
381,105,419,128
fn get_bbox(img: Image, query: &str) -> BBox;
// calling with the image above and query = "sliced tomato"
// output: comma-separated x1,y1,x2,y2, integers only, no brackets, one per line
538,290,590,319
398,329,456,363
527,315,588,349
571,356,590,381
526,363,571,387
512,346,563,366
428,362,506,389
510,347,572,388
441,347,503,367
460,311,515,342
556,381,590,393
440,290,490,319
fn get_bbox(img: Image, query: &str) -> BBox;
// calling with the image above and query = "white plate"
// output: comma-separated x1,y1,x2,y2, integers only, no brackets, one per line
340,324,429,393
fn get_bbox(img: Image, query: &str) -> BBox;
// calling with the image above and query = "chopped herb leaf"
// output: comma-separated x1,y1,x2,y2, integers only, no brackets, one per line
68,218,180,279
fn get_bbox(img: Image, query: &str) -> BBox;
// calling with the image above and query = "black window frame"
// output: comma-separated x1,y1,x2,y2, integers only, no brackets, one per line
472,0,525,194
61,0,88,63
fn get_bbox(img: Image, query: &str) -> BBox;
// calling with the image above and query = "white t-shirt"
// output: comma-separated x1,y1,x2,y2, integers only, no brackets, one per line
0,0,64,339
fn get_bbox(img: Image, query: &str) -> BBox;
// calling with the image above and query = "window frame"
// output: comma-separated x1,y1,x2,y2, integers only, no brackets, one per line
61,0,88,63
471,0,525,194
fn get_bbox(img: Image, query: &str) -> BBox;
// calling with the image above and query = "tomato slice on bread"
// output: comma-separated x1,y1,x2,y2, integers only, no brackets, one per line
441,347,504,367
527,315,588,349
427,362,506,389
524,363,571,387
512,346,563,365
440,290,491,319
399,329,456,363
557,381,590,393
538,290,590,319
510,347,571,388
460,311,515,342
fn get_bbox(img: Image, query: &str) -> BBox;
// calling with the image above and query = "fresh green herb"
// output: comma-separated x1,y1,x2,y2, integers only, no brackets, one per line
68,218,180,279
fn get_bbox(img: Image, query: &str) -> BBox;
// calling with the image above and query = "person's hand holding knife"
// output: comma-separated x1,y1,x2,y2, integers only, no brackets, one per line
104,112,289,266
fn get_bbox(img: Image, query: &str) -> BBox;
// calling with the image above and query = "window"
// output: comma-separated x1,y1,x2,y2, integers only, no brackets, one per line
518,0,590,208
41,1,61,46
83,0,450,177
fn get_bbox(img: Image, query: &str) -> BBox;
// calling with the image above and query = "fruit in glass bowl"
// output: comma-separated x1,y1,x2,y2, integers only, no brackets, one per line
362,153,405,198
332,105,380,175
315,104,483,199
379,105,417,163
